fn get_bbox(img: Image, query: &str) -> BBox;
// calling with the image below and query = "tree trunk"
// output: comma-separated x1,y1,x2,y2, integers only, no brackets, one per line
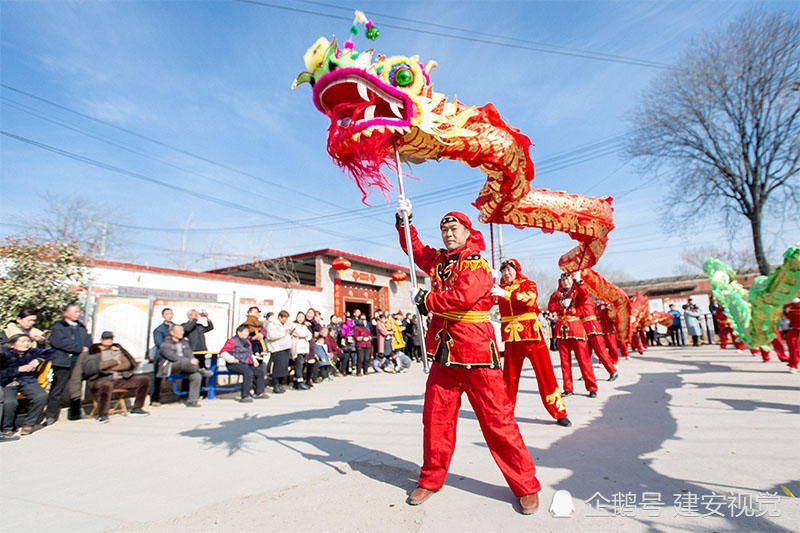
749,210,770,275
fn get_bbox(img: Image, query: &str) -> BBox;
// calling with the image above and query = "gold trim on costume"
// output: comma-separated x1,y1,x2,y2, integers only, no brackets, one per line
434,310,491,323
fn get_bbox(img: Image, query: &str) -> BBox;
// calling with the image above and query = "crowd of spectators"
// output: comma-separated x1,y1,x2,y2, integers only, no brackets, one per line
0,303,425,440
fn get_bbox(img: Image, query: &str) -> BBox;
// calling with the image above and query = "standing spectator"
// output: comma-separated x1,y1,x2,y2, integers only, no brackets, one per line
219,325,269,402
408,315,423,362
182,309,214,367
305,308,322,340
289,312,312,390
3,310,46,348
266,311,292,393
158,325,213,407
80,331,150,422
150,308,175,406
323,328,343,376
354,318,372,375
338,318,356,375
376,313,392,359
1,334,55,436
667,304,682,346
683,304,702,347
45,303,91,425
243,306,266,355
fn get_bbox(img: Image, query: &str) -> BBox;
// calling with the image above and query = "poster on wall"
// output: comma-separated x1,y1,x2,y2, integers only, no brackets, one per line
237,297,274,326
150,299,230,353
93,296,151,362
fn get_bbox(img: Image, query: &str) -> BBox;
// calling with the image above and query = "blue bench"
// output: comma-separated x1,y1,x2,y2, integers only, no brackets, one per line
165,353,240,400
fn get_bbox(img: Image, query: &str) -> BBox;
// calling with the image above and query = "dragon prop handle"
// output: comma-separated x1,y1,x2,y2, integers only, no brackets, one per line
293,37,614,273
703,243,800,348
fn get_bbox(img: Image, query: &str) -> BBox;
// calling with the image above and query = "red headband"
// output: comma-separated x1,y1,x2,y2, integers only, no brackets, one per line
440,211,486,252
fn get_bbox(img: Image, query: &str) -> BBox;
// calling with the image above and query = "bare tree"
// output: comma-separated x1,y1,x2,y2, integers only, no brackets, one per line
627,11,800,275
673,245,758,275
20,194,130,258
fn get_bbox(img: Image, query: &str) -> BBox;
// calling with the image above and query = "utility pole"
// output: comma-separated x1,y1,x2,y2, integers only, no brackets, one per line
100,222,108,259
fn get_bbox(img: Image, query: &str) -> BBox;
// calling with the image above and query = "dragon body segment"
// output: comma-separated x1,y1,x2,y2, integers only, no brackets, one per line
293,37,614,272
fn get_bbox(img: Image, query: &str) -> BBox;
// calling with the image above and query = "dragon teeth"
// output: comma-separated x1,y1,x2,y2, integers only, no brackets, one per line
363,105,376,121
357,81,370,101
389,102,403,118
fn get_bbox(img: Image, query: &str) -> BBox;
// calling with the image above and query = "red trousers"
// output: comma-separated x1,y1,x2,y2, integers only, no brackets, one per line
750,335,787,362
603,333,620,364
786,330,799,369
639,328,648,349
586,334,617,375
630,333,644,354
618,340,630,359
502,341,568,420
719,326,745,350
557,338,597,392
419,363,541,497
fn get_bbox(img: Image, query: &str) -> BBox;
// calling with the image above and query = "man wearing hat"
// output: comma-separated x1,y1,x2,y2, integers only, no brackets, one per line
492,258,571,427
548,273,599,397
74,331,150,423
396,198,541,515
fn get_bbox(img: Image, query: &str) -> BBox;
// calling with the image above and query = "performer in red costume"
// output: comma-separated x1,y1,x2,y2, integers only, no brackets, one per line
715,307,746,351
492,258,571,427
784,298,800,373
547,274,600,397
396,198,540,514
630,323,645,354
577,290,619,379
596,300,620,365
749,330,788,362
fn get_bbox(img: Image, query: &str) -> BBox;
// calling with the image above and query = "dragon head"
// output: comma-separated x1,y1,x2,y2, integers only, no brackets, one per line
293,37,475,199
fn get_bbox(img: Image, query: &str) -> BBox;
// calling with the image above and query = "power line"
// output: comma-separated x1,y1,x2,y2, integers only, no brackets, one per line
0,130,399,250
235,0,670,69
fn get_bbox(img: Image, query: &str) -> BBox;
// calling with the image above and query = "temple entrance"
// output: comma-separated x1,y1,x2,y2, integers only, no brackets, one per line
345,300,372,318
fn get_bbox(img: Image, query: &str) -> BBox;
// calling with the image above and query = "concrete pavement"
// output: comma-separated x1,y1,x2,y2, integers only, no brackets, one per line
2,345,798,532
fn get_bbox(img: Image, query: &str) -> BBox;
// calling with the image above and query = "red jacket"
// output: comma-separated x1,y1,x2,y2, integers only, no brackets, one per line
596,303,615,335
786,301,800,330
398,223,499,368
571,282,603,335
547,283,588,341
714,307,733,327
496,274,544,343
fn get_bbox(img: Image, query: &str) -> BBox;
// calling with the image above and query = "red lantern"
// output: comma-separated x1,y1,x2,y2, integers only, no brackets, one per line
331,257,351,273
392,270,408,285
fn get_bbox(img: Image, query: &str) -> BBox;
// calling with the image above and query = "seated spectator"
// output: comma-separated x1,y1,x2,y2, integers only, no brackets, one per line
289,312,312,390
219,325,269,403
158,325,213,407
81,331,150,423
1,334,55,436
3,310,46,347
266,311,292,393
354,318,372,376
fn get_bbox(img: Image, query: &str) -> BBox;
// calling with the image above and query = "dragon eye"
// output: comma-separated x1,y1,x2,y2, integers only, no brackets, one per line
392,65,414,87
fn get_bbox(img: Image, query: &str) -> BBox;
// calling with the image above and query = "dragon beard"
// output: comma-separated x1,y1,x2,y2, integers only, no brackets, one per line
325,99,396,203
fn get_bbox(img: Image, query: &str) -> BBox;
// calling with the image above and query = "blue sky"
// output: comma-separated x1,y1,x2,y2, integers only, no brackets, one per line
2,0,798,281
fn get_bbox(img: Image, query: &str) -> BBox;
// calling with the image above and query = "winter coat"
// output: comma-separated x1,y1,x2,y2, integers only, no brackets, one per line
290,322,312,356
182,318,214,352
0,346,55,387
157,338,194,377
3,321,46,348
49,319,91,368
266,319,292,353
684,310,703,337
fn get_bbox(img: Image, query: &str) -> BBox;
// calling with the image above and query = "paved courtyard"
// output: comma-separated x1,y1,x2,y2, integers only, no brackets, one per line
2,345,798,532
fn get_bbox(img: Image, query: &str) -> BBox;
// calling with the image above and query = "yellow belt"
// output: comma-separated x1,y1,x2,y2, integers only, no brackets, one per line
581,315,598,322
434,310,491,323
501,312,539,323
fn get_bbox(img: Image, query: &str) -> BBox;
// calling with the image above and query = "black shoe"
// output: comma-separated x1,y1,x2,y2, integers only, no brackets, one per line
556,417,572,427
562,391,573,397
255,392,270,399
1,432,20,442
185,401,201,407
97,415,110,423
294,382,310,390
129,408,150,416
273,386,285,394
608,373,619,382
238,396,254,403
588,391,597,398
43,417,57,426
